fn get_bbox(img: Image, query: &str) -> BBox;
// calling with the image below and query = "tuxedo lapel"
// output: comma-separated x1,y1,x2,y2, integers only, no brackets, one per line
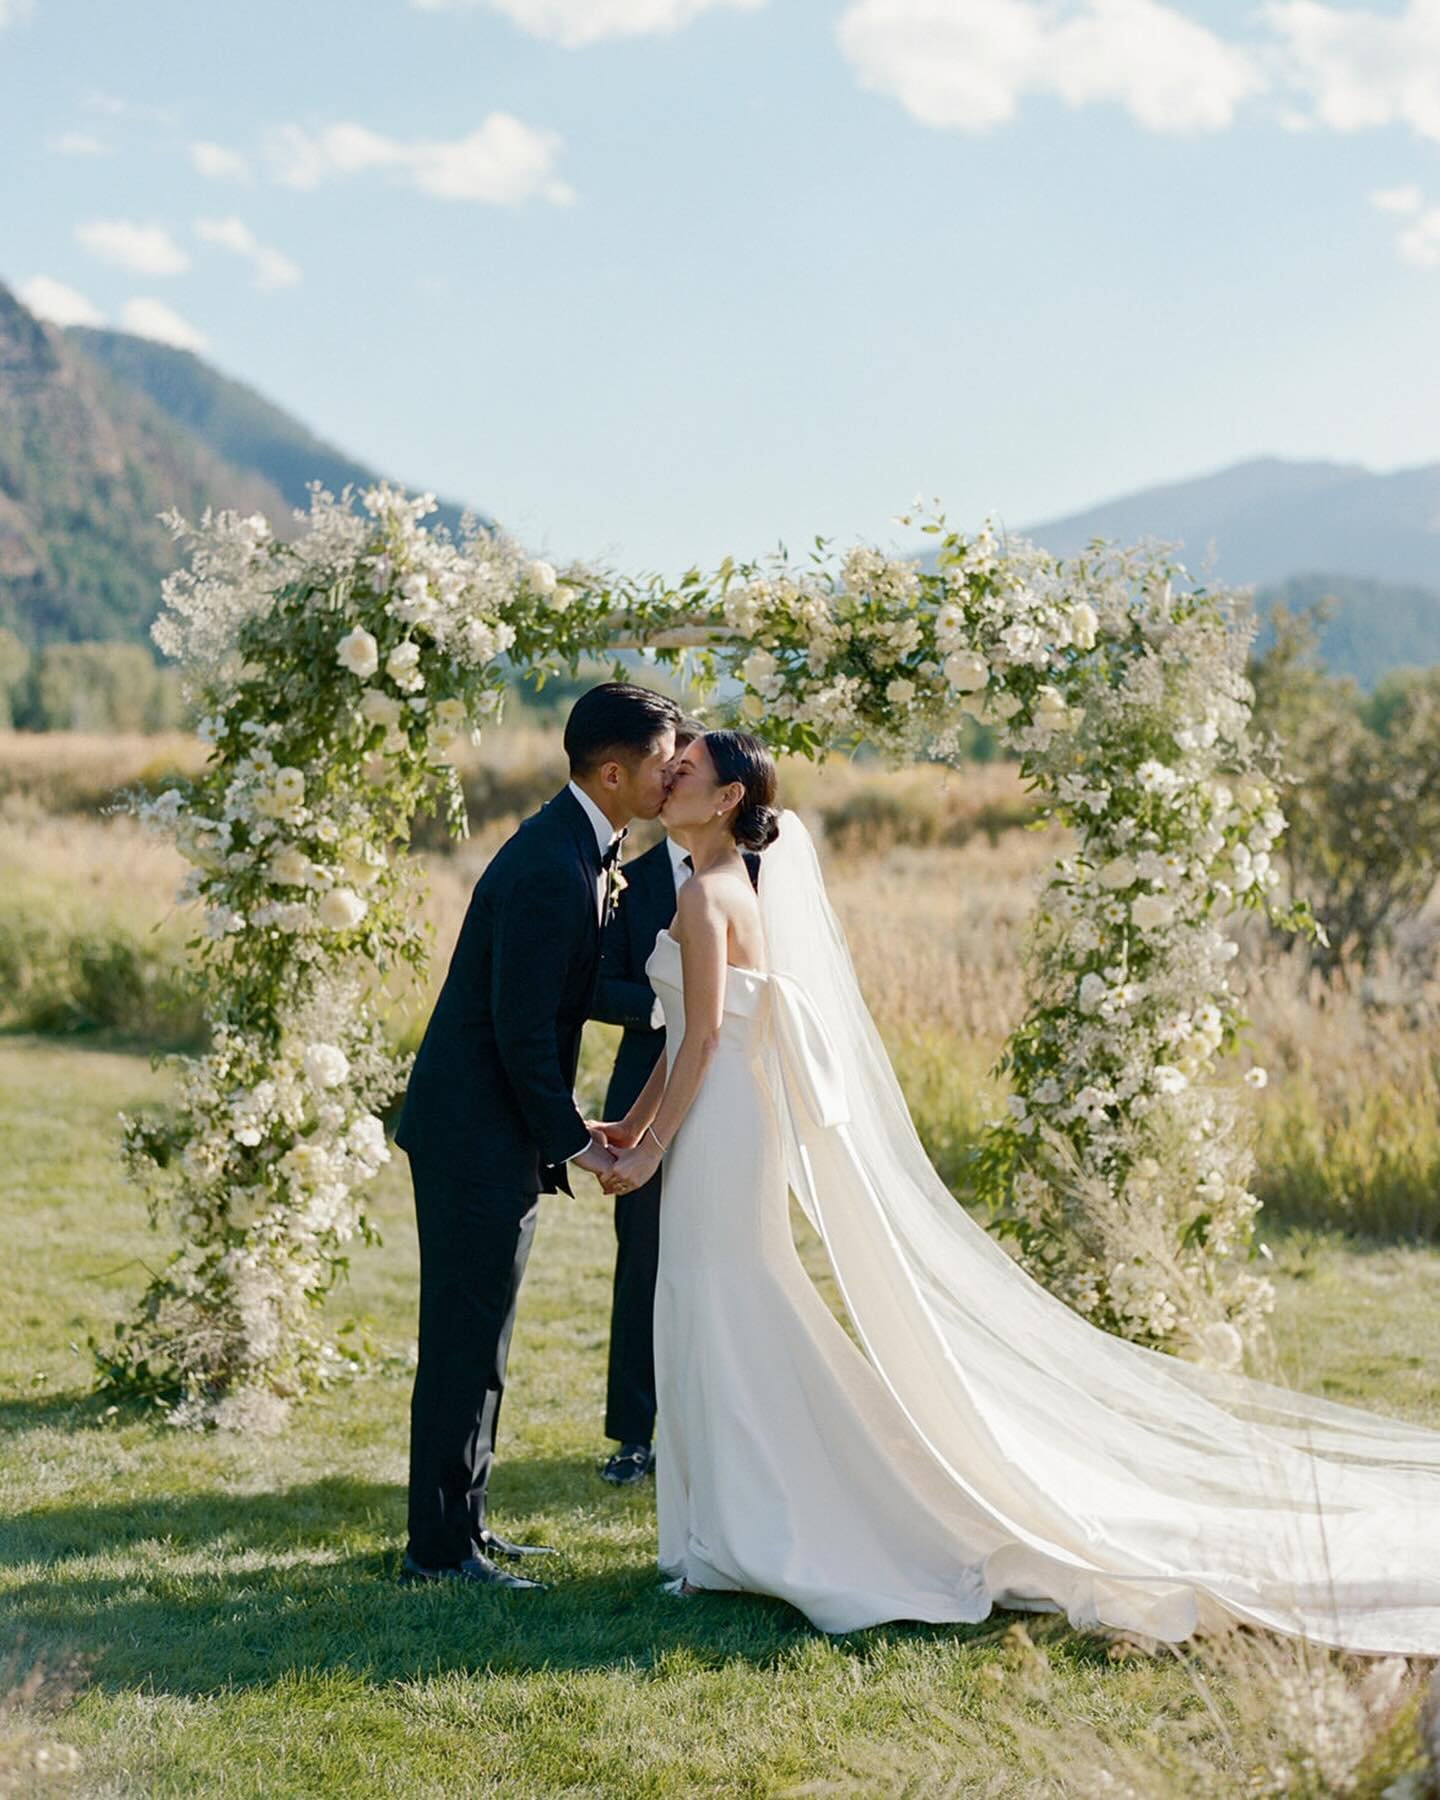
548,787,605,948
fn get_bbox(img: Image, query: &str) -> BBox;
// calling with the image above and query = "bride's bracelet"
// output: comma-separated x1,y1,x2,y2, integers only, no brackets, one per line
645,1123,667,1154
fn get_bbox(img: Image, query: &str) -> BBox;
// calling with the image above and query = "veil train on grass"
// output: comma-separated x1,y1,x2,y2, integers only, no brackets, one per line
758,808,1440,1655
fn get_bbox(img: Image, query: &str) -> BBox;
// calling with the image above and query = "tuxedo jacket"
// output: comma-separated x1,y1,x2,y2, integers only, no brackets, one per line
592,839,760,1121
396,787,611,1195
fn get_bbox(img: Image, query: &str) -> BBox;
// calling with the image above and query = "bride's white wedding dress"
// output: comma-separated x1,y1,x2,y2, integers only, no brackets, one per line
646,813,1440,1651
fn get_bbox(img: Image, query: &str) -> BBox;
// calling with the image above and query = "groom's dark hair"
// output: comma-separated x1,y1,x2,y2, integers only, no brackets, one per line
565,682,681,775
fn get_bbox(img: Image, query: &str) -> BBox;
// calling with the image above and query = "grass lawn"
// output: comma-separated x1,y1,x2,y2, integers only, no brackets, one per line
3,1036,1438,1797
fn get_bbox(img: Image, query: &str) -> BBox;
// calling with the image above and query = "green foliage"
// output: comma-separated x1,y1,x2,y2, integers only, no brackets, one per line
12,641,185,732
1250,609,1440,970
0,900,202,1046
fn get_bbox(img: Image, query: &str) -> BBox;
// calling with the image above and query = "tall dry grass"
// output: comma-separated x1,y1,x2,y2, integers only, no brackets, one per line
4,729,1439,1241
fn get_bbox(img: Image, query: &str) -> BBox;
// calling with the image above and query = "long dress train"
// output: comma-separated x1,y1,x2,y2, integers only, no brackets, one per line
646,814,1440,1652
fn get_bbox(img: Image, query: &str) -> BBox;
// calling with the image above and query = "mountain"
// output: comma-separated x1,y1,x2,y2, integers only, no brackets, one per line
67,327,476,540
1013,457,1440,684
0,281,287,645
1021,456,1440,591
1250,573,1440,690
0,277,484,649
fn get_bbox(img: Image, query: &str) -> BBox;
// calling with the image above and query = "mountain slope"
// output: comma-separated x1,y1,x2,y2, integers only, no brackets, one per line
68,326,477,540
1022,455,1440,590
1251,572,1440,688
0,282,288,646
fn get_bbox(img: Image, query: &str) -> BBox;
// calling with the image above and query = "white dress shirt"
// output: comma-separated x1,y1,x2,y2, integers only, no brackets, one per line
567,779,623,923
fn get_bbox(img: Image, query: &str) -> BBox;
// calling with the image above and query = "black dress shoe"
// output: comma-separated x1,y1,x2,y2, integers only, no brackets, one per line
600,1443,655,1486
400,1550,545,1591
479,1528,556,1560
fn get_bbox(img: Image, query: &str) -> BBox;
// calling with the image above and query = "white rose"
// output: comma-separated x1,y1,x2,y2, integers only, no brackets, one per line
1070,601,1099,650
1131,893,1176,930
740,692,766,722
279,763,309,806
340,836,386,889
347,1113,389,1173
385,641,424,693
1153,1064,1188,1095
943,650,989,692
268,845,313,887
740,649,777,688
1033,685,1070,729
989,691,1022,721
1078,972,1108,1015
1196,1320,1244,1371
434,698,467,731
528,559,558,595
361,689,403,730
336,627,379,679
1096,856,1137,891
547,583,575,612
886,676,916,705
318,887,368,931
302,1043,350,1090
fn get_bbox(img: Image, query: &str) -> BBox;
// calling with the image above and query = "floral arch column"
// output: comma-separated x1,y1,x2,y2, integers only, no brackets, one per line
109,488,1307,1425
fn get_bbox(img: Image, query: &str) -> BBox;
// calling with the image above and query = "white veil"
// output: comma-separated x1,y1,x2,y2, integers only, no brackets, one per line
757,808,1440,1654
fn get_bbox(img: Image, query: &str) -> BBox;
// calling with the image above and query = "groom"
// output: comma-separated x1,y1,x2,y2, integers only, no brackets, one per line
395,681,681,1589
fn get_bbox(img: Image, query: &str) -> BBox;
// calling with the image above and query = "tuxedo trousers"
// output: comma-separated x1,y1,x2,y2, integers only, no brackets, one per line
405,1148,539,1569
605,1170,662,1444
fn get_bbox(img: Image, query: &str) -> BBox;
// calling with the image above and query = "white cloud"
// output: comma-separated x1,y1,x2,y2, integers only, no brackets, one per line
48,131,109,157
75,218,190,276
119,297,209,353
196,215,301,291
1398,208,1440,266
1372,183,1424,216
17,275,105,328
83,90,179,126
837,0,1264,135
1371,184,1440,267
265,113,574,204
190,140,252,181
411,0,763,48
0,0,34,27
1266,0,1440,142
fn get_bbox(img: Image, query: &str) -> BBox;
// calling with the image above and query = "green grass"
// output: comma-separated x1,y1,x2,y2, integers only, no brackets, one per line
2,1039,1438,1797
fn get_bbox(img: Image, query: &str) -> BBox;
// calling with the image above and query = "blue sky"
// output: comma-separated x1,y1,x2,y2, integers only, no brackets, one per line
3,0,1438,574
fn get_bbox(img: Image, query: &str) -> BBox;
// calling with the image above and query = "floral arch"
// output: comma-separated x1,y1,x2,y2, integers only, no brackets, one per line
109,487,1308,1426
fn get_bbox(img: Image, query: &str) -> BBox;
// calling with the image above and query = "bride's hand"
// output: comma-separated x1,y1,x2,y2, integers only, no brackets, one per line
590,1117,642,1150
602,1141,662,1195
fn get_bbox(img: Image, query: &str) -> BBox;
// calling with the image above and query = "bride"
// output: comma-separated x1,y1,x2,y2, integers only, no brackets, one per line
597,730,1440,1652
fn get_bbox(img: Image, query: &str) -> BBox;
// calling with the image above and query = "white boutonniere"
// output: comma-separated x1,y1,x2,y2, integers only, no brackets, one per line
606,863,628,911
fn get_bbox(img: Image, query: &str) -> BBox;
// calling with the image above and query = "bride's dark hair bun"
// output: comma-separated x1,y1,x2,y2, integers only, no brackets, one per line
704,729,780,852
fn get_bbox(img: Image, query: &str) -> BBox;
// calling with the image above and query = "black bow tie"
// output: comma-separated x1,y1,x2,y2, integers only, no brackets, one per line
682,854,694,873
601,832,626,870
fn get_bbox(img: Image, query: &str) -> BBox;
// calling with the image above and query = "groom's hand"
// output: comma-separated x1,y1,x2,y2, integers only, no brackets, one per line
573,1140,618,1179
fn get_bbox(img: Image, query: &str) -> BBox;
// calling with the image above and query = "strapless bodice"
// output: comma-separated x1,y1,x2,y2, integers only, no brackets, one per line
645,927,770,1058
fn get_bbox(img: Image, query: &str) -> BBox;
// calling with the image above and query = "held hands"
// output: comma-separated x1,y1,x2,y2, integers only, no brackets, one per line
600,1138,662,1196
576,1118,661,1192
573,1132,617,1179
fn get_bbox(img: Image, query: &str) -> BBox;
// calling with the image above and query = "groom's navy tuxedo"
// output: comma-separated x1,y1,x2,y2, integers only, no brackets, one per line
590,839,759,1448
396,786,616,1568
